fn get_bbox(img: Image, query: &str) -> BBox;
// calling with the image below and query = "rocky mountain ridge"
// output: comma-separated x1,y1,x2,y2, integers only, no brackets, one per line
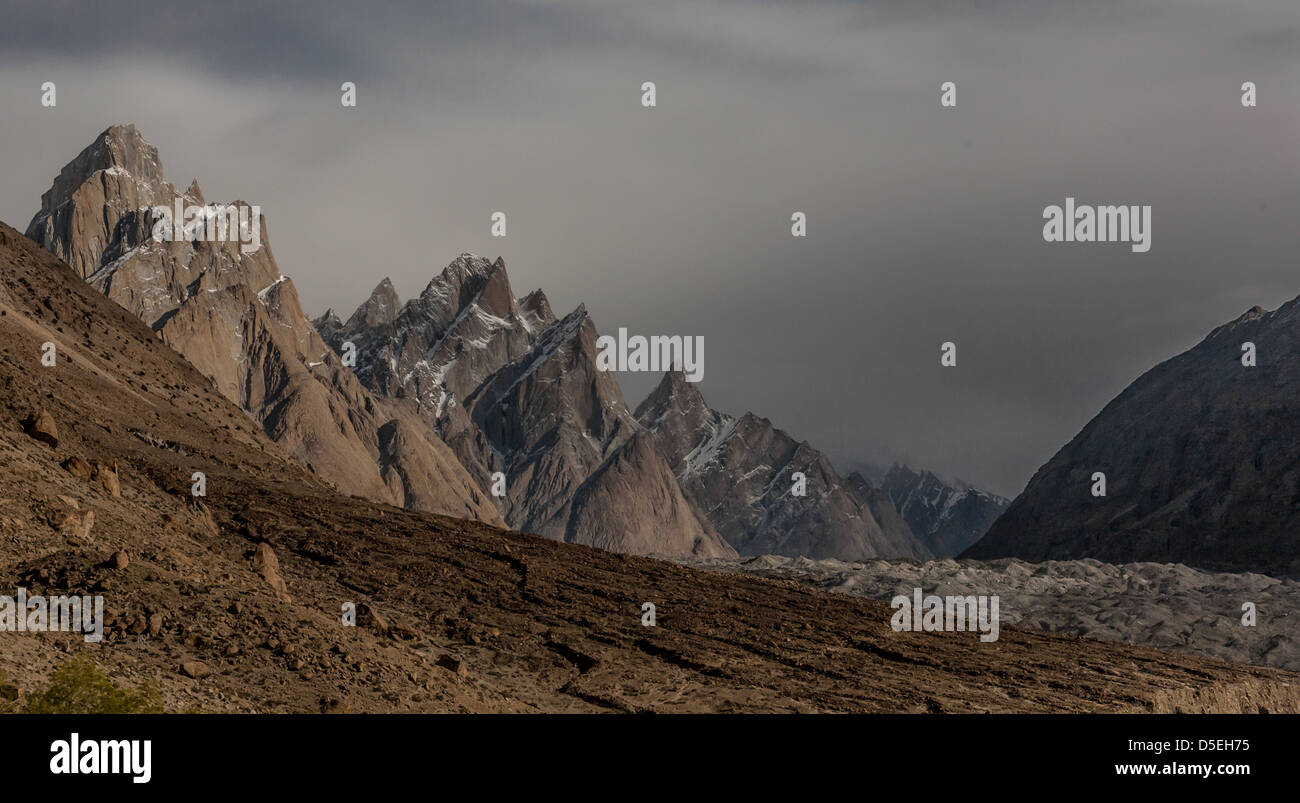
320,257,734,558
965,299,1300,577
27,124,995,564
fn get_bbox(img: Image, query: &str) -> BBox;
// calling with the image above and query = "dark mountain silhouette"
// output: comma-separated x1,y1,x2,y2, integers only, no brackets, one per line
966,301,1300,577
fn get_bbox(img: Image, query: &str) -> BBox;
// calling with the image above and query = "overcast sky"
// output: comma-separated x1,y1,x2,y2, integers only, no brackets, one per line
1,0,1297,497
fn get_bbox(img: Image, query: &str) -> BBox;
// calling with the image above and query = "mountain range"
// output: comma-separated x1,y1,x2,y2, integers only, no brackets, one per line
315,256,731,557
27,125,1009,562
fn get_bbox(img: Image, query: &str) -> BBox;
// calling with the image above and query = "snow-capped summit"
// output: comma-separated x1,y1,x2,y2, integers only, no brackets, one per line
881,464,1009,557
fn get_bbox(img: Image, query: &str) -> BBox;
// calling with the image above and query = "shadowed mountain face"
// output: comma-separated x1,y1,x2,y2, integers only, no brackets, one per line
965,301,1300,577
320,257,734,558
3,218,1298,713
880,465,1008,558
636,371,930,561
25,125,501,525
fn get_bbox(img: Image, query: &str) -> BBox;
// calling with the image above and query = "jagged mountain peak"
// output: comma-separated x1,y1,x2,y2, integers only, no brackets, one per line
25,125,281,301
636,370,929,561
634,370,710,428
885,462,975,493
414,253,518,321
39,124,165,207
476,258,519,319
102,122,147,145
882,463,1008,557
345,276,403,330
313,308,343,336
886,462,936,486
658,368,702,397
481,304,591,397
91,123,161,173
440,252,498,281
27,126,504,529
26,125,178,278
518,288,556,330
320,251,553,433
1203,300,1285,343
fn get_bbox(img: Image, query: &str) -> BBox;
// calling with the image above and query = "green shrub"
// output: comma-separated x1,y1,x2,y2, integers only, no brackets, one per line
20,655,162,714
0,669,18,714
